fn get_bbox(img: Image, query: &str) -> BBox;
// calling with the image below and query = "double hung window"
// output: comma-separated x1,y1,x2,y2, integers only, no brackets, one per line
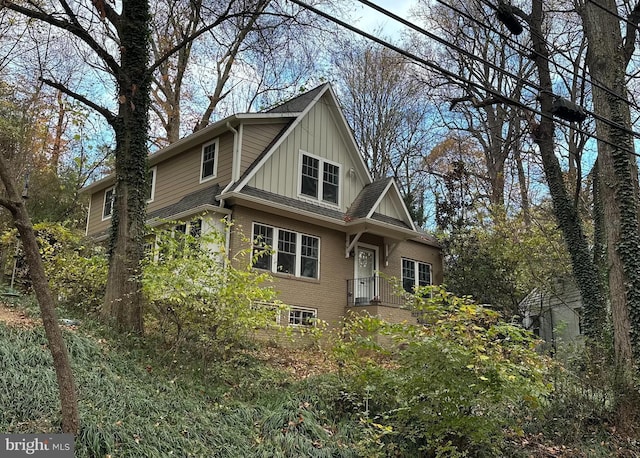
252,223,319,279
402,258,432,293
200,139,218,182
300,152,340,205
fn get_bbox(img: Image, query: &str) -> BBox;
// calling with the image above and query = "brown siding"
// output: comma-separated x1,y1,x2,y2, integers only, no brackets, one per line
86,187,113,236
148,131,234,214
229,206,353,327
240,122,287,174
87,131,236,236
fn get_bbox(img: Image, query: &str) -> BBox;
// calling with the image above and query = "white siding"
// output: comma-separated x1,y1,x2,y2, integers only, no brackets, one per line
246,96,366,211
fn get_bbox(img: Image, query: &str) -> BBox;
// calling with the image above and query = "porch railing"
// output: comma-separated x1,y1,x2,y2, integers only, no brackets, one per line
346,276,407,307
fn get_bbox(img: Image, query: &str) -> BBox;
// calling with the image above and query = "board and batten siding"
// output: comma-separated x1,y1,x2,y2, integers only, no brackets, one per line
376,193,406,222
239,122,288,174
246,97,366,210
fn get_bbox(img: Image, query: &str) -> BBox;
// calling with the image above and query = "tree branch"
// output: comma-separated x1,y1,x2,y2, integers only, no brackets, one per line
1,0,121,76
147,5,250,77
624,2,640,64
40,78,115,123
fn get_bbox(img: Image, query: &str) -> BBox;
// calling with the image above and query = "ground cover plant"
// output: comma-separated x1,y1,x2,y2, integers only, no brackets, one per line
0,251,638,457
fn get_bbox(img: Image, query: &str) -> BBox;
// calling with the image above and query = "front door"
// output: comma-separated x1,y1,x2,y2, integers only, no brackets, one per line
354,246,377,304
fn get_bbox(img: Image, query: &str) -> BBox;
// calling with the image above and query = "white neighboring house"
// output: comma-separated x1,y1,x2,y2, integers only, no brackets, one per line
520,277,584,353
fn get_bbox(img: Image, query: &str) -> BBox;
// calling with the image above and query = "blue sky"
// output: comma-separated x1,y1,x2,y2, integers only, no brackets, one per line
352,0,416,38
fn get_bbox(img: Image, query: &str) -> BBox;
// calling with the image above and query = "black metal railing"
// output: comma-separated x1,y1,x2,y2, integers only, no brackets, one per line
346,276,407,307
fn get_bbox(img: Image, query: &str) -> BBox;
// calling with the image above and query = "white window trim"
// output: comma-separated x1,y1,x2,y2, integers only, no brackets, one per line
147,166,157,203
288,306,318,327
401,258,432,291
200,138,219,183
252,222,320,280
297,150,341,207
102,186,115,221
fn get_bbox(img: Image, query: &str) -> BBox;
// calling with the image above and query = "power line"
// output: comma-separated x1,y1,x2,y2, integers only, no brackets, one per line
357,0,640,141
288,0,640,158
359,0,640,144
445,0,640,114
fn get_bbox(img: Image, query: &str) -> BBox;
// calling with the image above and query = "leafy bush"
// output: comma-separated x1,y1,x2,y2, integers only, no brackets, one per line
142,221,285,356
0,222,107,313
331,286,551,457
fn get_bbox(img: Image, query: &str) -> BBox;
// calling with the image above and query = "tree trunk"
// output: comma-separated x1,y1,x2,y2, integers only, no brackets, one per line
528,0,607,342
579,0,640,368
0,154,79,434
102,0,151,334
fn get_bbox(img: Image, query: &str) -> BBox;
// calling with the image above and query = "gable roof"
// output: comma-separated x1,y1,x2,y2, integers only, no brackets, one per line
265,84,329,114
226,83,373,196
346,178,394,219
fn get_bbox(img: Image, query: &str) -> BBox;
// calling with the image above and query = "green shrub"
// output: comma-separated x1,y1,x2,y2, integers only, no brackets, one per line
0,222,107,313
142,221,285,356
331,286,551,457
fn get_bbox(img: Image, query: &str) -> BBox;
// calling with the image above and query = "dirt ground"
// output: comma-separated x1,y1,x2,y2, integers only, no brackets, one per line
0,302,36,327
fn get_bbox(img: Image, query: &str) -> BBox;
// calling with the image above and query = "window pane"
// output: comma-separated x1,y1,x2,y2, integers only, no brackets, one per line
277,230,296,274
301,155,319,197
202,143,216,179
289,309,316,326
103,188,114,218
145,169,155,201
322,162,339,204
402,259,415,292
252,224,273,270
189,219,202,238
418,263,431,287
300,235,319,278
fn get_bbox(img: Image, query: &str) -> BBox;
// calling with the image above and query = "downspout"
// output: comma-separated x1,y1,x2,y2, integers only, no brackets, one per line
222,121,239,268
226,121,241,182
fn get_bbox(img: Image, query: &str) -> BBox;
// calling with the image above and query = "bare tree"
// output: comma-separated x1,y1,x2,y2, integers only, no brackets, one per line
332,39,435,225
416,0,537,209
150,0,333,146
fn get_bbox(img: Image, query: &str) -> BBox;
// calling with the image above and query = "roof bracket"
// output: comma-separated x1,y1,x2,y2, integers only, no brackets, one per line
345,232,364,258
384,239,398,266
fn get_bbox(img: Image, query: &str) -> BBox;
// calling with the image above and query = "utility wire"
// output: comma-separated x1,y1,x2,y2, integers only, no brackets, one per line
288,0,640,158
583,0,639,30
355,0,640,143
358,0,640,140
449,0,640,114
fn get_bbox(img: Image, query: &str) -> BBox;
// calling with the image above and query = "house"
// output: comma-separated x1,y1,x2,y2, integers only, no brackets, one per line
82,83,443,328
519,277,584,353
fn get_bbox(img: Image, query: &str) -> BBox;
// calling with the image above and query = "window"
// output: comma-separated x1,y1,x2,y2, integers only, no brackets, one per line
252,223,319,279
200,139,218,182
277,230,296,274
289,307,317,326
252,224,273,270
299,152,340,205
402,258,432,293
102,187,115,220
146,167,157,202
174,219,202,254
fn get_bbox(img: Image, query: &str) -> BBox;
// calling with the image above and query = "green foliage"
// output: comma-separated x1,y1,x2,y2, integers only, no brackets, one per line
0,321,358,457
142,221,284,356
443,206,572,316
0,223,107,313
331,286,551,457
